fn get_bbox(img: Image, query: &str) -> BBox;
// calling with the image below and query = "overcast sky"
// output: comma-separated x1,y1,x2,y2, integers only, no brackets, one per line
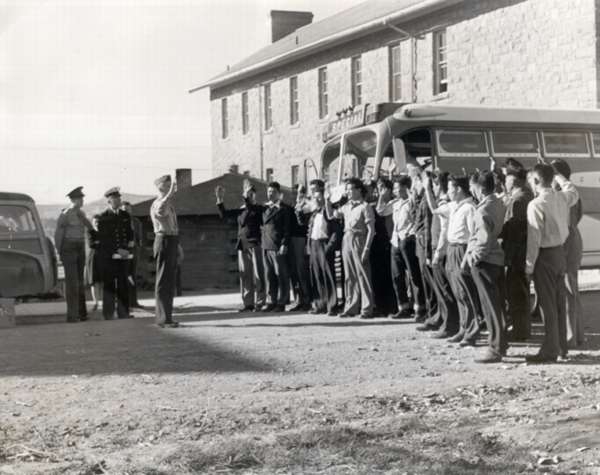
0,0,363,204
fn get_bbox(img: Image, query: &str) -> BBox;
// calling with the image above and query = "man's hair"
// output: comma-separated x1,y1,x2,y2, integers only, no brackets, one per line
122,201,131,207
396,175,412,189
551,159,571,180
476,171,496,195
433,171,449,194
268,181,281,191
449,175,471,196
533,163,555,187
469,171,480,184
505,157,525,170
345,177,363,190
309,179,325,190
377,177,393,191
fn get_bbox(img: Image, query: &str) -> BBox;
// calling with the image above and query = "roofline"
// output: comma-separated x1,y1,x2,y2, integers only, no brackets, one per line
189,0,462,94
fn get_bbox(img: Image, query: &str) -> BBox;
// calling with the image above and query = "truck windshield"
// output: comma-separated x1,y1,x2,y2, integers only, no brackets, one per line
0,205,37,234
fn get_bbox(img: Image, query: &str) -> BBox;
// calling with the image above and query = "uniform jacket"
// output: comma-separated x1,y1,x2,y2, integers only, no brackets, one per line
97,208,134,257
500,186,533,268
54,207,91,254
217,200,263,250
261,202,292,251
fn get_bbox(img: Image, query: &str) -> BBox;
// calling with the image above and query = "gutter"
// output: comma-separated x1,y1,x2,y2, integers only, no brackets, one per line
189,0,462,93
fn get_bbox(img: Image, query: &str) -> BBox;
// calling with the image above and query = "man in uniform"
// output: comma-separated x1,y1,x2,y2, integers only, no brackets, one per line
97,187,134,320
54,186,94,322
151,175,181,328
122,201,144,309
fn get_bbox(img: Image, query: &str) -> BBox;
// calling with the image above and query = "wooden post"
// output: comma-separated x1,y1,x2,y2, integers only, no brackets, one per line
0,298,16,328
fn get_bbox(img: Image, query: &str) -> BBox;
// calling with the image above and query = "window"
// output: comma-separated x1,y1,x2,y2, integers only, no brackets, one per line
290,76,299,125
291,165,300,187
241,91,249,134
264,84,272,130
351,55,362,106
543,131,590,157
491,130,539,156
221,98,228,139
389,44,402,101
433,29,448,95
592,133,600,156
436,129,488,156
266,168,274,182
318,67,328,119
0,205,37,233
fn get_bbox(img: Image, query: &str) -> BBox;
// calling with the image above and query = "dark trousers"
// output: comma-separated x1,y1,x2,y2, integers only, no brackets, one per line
154,234,178,324
371,240,396,315
288,236,311,306
401,236,426,314
264,249,290,306
309,239,337,312
103,258,130,319
533,246,568,358
61,240,87,321
416,241,437,320
128,251,140,307
472,262,506,356
432,256,459,335
238,245,266,308
506,265,530,339
390,244,410,310
446,243,481,341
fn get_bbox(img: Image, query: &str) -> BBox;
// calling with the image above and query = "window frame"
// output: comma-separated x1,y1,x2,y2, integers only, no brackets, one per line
263,83,273,131
318,67,328,119
541,130,591,159
351,55,363,107
433,29,448,96
241,91,249,135
489,129,541,158
221,97,228,139
435,128,490,158
389,43,402,102
289,76,299,125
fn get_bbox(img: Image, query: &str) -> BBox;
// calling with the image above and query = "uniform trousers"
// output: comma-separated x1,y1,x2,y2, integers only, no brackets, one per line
472,261,506,356
309,239,337,312
238,244,266,308
432,256,459,335
103,258,130,319
446,243,481,342
341,232,373,315
505,265,530,340
288,236,311,306
128,248,140,307
61,240,87,322
154,234,178,324
263,249,290,306
533,246,568,358
564,229,584,347
395,236,425,314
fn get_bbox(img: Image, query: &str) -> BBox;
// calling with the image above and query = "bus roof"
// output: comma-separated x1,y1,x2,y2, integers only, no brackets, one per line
0,192,35,203
394,103,600,128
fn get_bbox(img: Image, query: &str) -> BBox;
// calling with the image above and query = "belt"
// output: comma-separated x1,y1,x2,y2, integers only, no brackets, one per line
540,245,562,251
156,232,178,237
448,241,468,247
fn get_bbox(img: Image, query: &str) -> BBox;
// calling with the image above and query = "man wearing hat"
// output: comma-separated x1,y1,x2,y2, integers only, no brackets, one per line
55,186,94,322
151,175,181,327
97,187,134,320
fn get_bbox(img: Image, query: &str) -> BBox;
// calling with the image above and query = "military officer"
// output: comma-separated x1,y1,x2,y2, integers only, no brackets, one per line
54,186,94,322
97,187,134,320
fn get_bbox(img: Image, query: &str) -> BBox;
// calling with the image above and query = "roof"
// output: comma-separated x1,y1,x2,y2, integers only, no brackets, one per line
0,192,34,203
191,0,461,92
131,173,294,218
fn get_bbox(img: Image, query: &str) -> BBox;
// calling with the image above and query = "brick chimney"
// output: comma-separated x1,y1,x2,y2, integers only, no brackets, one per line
175,168,192,188
270,10,313,43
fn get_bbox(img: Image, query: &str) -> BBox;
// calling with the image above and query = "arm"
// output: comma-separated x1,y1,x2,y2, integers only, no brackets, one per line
54,213,66,255
461,206,477,270
469,213,494,266
375,196,394,216
361,205,375,263
424,183,438,213
279,206,292,253
525,201,544,275
554,174,579,208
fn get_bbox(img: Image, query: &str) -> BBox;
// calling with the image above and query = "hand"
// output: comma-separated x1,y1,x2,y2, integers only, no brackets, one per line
361,247,370,263
432,254,440,267
324,183,331,201
170,179,178,194
278,244,288,256
460,258,468,273
426,258,432,267
117,248,130,259
215,185,225,201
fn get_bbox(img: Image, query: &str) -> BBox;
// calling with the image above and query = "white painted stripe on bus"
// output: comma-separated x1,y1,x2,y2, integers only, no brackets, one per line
570,172,600,188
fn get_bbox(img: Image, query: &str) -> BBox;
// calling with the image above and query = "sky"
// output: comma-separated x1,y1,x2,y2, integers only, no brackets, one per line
0,0,364,204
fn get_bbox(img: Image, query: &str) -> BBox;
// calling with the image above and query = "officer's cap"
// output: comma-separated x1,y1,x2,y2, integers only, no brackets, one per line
67,186,84,199
154,175,171,187
104,187,121,198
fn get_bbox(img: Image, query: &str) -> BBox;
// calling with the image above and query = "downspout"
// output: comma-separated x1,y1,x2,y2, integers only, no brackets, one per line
258,85,264,180
383,20,418,103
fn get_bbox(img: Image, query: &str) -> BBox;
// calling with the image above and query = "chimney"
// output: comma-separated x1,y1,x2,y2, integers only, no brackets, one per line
270,10,313,43
175,168,192,189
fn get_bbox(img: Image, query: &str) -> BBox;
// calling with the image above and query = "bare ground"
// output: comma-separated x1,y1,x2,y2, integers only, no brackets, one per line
1,292,600,474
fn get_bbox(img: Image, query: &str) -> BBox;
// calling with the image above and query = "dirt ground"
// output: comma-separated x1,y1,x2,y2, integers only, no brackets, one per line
1,291,600,474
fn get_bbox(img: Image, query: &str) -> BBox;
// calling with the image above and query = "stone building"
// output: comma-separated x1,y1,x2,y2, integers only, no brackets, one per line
192,0,600,188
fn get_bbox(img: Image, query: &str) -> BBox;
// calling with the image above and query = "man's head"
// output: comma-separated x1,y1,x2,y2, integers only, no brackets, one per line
448,175,470,202
505,167,527,193
531,163,555,192
376,178,393,199
122,201,132,214
154,175,172,195
309,179,325,197
267,181,281,202
433,171,449,197
105,187,122,210
473,171,495,201
345,177,364,201
393,175,412,199
67,186,85,208
551,159,571,180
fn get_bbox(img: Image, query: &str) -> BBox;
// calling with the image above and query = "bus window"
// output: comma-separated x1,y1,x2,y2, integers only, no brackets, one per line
436,129,488,156
491,130,539,156
542,131,590,157
590,132,600,157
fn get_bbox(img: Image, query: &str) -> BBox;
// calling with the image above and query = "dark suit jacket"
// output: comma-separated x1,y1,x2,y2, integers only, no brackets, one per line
97,209,133,257
261,202,291,251
303,208,340,255
501,187,533,268
217,200,264,250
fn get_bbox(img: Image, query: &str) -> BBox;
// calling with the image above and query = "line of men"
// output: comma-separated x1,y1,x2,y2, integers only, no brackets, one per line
217,157,583,364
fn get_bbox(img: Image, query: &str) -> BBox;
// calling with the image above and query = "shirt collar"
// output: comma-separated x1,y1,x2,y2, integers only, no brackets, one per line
456,197,473,209
477,194,495,208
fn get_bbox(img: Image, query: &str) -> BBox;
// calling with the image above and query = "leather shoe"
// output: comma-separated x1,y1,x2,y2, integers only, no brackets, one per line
359,313,374,319
260,304,276,312
238,305,254,313
475,352,502,364
416,323,436,332
327,310,338,317
274,305,286,313
459,339,476,347
447,333,465,343
526,353,557,364
309,308,325,315
431,331,450,339
339,312,355,318
158,321,180,328
389,309,412,319
289,303,310,312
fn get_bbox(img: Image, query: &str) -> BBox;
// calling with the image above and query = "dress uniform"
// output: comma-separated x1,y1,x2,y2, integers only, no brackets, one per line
97,187,134,320
54,186,93,322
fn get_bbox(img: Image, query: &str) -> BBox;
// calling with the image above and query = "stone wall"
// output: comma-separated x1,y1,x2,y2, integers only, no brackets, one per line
208,0,598,187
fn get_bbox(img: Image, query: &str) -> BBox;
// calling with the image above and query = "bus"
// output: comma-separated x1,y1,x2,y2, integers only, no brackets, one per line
319,102,600,268
0,192,58,298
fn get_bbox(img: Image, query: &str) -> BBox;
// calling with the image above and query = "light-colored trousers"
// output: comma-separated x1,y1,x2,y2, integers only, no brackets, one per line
564,228,584,347
341,232,373,315
238,245,266,308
